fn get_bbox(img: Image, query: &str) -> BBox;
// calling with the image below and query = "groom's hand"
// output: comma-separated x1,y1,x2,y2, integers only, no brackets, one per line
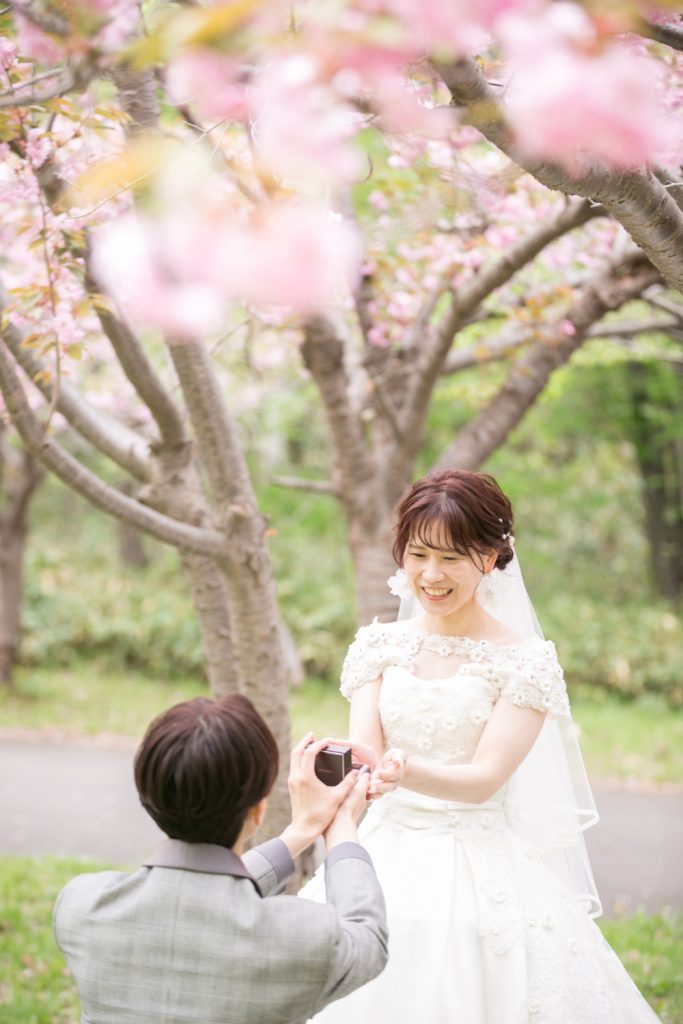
324,737,379,773
280,733,362,859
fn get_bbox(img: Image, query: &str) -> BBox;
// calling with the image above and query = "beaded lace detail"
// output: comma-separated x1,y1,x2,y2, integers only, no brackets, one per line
339,621,570,721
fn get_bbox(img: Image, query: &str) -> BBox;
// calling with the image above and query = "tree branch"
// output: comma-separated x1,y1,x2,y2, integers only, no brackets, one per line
272,475,339,496
399,198,597,450
85,266,189,451
641,17,683,53
6,447,44,533
586,317,682,340
301,316,375,522
437,57,683,294
646,292,683,320
441,331,530,373
0,65,88,108
167,339,254,509
0,286,152,482
435,258,661,471
8,0,69,36
0,339,224,555
610,341,683,364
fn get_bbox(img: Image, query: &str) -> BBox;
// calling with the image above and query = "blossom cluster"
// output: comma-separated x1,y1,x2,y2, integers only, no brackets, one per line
0,0,680,340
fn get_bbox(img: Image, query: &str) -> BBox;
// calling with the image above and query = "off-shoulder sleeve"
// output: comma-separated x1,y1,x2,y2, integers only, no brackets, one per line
339,624,396,701
499,639,570,718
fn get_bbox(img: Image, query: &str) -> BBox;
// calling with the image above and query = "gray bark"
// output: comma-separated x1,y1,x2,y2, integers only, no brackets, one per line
301,317,377,528
0,432,43,684
166,339,292,835
350,524,401,627
180,550,242,693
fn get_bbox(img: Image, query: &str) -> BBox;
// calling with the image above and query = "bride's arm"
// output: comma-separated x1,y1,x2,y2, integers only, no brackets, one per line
378,698,545,804
348,679,384,762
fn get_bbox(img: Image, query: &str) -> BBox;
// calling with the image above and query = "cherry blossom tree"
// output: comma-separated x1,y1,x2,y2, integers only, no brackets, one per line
1,0,682,829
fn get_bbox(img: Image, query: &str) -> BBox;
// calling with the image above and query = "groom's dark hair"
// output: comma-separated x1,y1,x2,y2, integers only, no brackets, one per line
134,694,279,848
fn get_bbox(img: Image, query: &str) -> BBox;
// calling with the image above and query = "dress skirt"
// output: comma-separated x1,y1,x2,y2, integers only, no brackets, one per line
299,796,661,1024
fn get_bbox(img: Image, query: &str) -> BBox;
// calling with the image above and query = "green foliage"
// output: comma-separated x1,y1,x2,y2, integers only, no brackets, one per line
542,598,683,705
22,539,205,679
0,854,679,1024
600,911,683,1024
263,484,357,680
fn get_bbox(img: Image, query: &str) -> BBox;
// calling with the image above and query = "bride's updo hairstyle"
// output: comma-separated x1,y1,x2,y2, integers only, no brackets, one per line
392,469,515,571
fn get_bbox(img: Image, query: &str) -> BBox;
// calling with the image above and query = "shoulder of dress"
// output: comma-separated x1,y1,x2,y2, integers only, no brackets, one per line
505,635,557,656
354,618,412,641
494,636,563,674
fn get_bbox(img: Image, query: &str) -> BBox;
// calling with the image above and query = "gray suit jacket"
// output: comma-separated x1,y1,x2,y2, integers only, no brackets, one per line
53,836,388,1024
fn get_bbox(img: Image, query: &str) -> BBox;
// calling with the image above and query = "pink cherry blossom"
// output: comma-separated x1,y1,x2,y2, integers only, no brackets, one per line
93,0,139,51
15,16,66,63
358,0,540,55
218,203,362,312
92,195,361,334
0,37,18,67
91,216,226,338
505,43,675,173
251,54,363,187
25,130,52,169
166,51,249,123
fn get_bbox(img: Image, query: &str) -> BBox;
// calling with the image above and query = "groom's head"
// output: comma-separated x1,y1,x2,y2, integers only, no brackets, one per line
134,694,279,848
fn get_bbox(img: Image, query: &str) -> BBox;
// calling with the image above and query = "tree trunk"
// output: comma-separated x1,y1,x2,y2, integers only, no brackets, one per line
627,362,683,601
118,480,150,568
139,440,245,695
0,521,26,685
222,527,292,838
180,550,242,693
0,442,43,684
350,518,401,626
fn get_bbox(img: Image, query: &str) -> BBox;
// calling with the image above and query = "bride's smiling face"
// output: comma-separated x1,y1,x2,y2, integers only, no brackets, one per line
403,524,494,617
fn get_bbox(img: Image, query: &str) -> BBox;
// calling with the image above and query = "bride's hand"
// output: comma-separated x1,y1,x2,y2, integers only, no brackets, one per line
368,748,406,798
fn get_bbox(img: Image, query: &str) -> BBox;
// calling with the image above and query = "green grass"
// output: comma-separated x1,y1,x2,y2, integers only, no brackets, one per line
0,855,99,1024
600,911,683,1023
571,687,683,787
289,675,349,740
0,662,206,741
1,666,681,787
0,854,680,1023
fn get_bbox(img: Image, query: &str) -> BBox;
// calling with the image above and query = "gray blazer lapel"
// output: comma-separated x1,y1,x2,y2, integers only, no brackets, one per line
144,839,262,895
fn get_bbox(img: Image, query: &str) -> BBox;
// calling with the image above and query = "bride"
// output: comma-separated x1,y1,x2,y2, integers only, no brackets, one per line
299,469,661,1023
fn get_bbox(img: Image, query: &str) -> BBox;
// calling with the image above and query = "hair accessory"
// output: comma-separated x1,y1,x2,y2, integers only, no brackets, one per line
387,569,413,601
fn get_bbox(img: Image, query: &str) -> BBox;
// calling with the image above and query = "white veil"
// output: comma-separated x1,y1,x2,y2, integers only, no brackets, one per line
394,551,603,918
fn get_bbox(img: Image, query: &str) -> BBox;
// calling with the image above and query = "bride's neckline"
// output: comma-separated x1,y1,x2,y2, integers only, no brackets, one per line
375,621,539,650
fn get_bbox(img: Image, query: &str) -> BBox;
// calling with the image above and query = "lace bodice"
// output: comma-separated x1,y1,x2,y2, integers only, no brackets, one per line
340,622,570,768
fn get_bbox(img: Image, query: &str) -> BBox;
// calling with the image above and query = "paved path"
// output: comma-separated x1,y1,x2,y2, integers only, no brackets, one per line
1,736,681,918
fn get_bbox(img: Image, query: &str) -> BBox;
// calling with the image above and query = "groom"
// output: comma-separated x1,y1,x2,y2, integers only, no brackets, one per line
53,693,388,1024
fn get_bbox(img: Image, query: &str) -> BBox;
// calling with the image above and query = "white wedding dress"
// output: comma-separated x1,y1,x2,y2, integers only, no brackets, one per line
299,622,661,1024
